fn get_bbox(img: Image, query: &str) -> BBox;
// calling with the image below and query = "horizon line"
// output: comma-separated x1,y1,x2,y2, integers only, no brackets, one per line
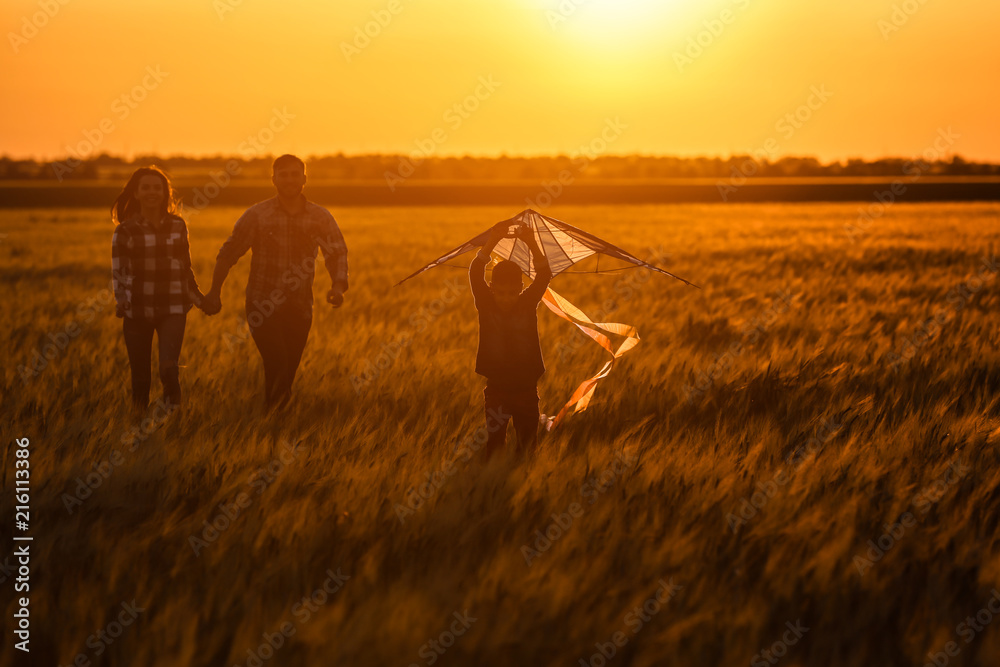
1,151,995,167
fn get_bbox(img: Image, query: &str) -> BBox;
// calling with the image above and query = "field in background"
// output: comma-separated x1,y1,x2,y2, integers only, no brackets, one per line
2,202,1000,666
2,177,1000,207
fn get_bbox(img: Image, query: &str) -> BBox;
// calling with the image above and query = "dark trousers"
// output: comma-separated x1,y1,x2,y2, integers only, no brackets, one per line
247,301,312,409
122,313,187,410
484,381,540,458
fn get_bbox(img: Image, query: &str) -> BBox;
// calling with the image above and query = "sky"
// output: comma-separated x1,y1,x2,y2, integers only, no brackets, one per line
1,0,998,162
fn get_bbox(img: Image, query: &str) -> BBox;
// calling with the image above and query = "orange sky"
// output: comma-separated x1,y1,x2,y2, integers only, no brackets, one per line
2,0,998,162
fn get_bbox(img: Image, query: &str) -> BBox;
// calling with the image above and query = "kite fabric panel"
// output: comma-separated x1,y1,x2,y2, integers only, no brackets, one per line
394,209,697,429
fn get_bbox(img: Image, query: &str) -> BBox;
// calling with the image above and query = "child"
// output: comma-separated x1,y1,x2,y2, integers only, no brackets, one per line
469,222,552,457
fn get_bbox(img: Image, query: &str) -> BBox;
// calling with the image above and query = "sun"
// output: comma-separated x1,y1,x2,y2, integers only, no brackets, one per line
536,0,692,42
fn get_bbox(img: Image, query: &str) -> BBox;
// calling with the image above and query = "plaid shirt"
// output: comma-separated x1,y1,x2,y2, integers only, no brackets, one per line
216,196,348,319
111,214,201,320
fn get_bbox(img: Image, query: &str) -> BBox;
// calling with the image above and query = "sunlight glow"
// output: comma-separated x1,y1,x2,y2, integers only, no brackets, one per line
1,0,998,160
537,0,693,45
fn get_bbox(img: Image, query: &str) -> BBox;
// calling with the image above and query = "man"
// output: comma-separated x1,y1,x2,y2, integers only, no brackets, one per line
202,154,348,408
469,222,552,456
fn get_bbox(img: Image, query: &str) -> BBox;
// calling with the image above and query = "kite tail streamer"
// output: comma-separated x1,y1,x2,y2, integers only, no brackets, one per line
540,287,640,431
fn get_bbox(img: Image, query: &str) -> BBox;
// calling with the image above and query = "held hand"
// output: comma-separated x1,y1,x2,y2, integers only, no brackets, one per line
190,290,205,310
487,221,512,243
327,289,344,308
201,293,222,315
514,225,535,244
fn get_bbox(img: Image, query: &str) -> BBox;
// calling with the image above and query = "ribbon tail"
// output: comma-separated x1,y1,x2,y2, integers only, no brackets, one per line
540,287,641,430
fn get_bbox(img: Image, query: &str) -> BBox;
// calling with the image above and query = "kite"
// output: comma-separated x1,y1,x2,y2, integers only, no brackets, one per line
395,209,698,430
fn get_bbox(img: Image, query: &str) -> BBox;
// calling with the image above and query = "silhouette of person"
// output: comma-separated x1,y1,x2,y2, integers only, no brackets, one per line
111,166,206,412
201,154,348,409
470,222,552,457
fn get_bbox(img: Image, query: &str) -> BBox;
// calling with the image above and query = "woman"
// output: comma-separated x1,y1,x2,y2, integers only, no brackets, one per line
111,166,204,411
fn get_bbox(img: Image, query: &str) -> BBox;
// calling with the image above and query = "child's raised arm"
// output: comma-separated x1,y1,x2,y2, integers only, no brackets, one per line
516,225,551,303
470,222,511,301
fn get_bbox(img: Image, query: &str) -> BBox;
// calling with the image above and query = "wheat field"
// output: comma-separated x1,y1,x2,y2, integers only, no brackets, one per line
2,202,1000,667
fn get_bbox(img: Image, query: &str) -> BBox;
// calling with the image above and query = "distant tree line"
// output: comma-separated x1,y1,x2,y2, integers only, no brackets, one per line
1,152,997,182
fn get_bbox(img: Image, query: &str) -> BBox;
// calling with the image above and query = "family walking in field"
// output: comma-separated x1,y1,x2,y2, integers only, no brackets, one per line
110,157,549,455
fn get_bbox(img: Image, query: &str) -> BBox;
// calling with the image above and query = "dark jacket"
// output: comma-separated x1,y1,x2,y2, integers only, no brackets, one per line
470,254,552,389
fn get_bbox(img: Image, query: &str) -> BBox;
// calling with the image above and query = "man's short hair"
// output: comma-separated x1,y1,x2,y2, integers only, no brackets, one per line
273,154,305,173
491,260,523,286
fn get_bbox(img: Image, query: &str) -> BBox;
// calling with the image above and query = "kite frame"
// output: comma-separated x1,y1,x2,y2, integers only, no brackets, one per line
394,209,700,289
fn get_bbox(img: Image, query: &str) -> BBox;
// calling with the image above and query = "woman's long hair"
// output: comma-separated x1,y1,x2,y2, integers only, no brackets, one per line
111,166,179,224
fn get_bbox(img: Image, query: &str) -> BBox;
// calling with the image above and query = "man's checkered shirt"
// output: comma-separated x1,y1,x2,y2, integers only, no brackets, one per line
215,197,348,318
